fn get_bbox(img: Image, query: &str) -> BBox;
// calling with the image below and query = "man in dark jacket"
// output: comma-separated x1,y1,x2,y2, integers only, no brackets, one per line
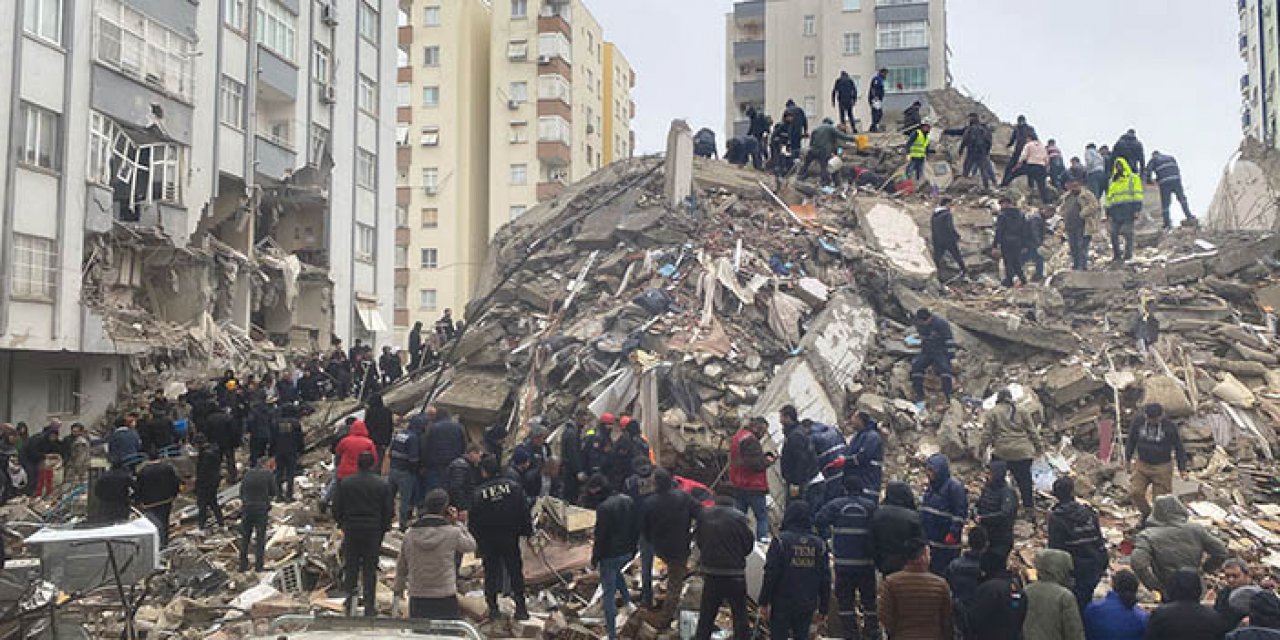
1145,569,1226,640
1000,115,1037,186
135,459,181,547
798,118,854,186
389,414,425,530
944,113,995,188
445,444,483,516
424,405,466,493
780,406,818,505
992,197,1028,287
973,460,1018,575
469,454,533,620
1048,476,1107,612
1229,591,1280,639
1023,207,1049,281
968,563,1028,640
244,397,274,469
624,457,660,606
1125,402,1188,522
334,451,394,616
784,99,809,156
871,481,924,576
945,525,989,639
761,501,830,639
694,494,756,640
814,474,879,640
832,71,858,128
746,106,771,157
560,412,588,505
378,346,403,385
911,308,956,410
1145,151,1195,229
270,402,305,501
641,468,702,630
239,458,276,572
106,417,143,471
194,434,224,529
140,412,175,459
1217,558,1254,632
923,453,968,575
590,474,638,640
725,135,764,170
91,465,135,524
364,393,395,465
931,198,966,282
1110,128,1145,176
770,114,796,177
868,69,887,132
837,412,883,504
201,405,240,482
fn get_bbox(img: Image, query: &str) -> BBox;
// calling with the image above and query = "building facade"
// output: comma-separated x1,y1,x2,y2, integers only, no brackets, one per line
394,0,635,344
1240,0,1280,146
724,0,948,138
0,0,398,426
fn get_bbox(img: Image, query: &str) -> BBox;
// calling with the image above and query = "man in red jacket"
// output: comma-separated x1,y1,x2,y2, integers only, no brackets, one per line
730,416,775,542
335,420,378,481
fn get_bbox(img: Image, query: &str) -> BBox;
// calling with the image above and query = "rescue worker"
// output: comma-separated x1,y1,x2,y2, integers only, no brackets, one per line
590,473,638,640
694,494,757,640
779,406,818,507
1125,402,1188,522
389,414,425,530
770,112,796,177
871,481,924,576
815,474,879,640
1146,151,1196,229
239,457,276,572
730,416,774,542
843,411,884,503
469,454,533,621
943,113,995,189
640,468,703,630
1060,176,1102,271
625,456,659,606
761,501,831,640
603,416,638,491
993,196,1029,287
1022,549,1086,640
333,451,394,617
1132,495,1229,597
973,460,1018,575
981,388,1041,517
931,197,966,282
799,118,855,186
906,121,932,181
1103,157,1143,264
832,71,858,128
270,401,305,501
809,418,849,510
194,434,224,529
910,308,956,411
922,453,968,575
135,458,181,547
868,69,887,132
1001,115,1037,187
1047,476,1108,612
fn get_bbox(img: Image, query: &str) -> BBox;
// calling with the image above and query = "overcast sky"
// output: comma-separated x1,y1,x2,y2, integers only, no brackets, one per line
588,0,1240,212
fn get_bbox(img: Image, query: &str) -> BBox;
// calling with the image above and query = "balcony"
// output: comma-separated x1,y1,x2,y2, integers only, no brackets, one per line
538,13,571,37
537,180,567,200
734,79,765,103
733,40,765,64
255,134,298,181
537,140,571,166
876,47,930,68
875,2,929,22
734,1,764,27
538,98,572,120
258,45,299,101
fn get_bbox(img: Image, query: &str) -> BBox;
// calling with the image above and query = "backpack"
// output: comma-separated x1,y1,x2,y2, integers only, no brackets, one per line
693,128,717,157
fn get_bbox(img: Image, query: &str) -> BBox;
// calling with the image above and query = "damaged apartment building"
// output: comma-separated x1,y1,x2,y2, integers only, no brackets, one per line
0,0,399,427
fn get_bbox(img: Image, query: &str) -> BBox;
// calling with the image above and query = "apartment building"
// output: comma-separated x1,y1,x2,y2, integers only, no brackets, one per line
724,0,948,137
1240,0,1280,146
394,0,635,343
0,0,397,426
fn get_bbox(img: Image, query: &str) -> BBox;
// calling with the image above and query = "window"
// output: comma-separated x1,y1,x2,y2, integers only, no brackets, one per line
149,144,182,201
803,96,817,116
419,289,438,311
510,121,528,143
220,77,245,128
538,75,570,102
394,245,408,268
586,69,594,93
508,39,529,61
86,111,185,204
358,1,379,44
396,82,411,107
313,46,330,84
95,0,195,100
423,167,439,194
356,149,376,189
538,116,571,143
397,46,409,67
423,6,440,26
13,234,57,301
254,0,297,60
355,223,376,262
884,66,928,92
421,208,439,228
842,33,861,56
803,14,816,36
24,0,63,44
224,0,246,29
394,286,408,309
876,21,929,50
420,248,439,269
423,45,440,66
19,103,60,170
310,124,329,163
510,81,529,103
423,86,440,107
358,75,378,112
803,55,817,77
843,0,861,10
47,369,79,415
510,205,527,220
420,126,440,146
396,205,409,228
510,164,527,185
88,112,115,184
538,33,571,62
512,0,528,19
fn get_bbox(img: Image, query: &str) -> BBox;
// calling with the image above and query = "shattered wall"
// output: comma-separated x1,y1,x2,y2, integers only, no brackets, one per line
1206,138,1280,231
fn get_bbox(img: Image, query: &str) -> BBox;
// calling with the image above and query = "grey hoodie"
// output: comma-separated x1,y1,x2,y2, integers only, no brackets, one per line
1132,495,1228,593
1023,549,1084,640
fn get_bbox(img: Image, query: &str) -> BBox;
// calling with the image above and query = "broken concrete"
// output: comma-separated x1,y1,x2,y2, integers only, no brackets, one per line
858,202,937,285
664,120,694,207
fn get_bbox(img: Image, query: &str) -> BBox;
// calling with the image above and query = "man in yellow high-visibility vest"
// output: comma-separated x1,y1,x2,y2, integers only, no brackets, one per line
1103,157,1144,263
906,122,932,181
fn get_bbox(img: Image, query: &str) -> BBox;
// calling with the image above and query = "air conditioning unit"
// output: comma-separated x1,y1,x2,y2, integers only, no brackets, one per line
321,3,338,26
320,84,336,103
508,99,522,110
537,54,552,65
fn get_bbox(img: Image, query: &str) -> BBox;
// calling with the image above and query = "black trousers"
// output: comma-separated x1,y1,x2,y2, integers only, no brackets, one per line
1001,457,1035,509
240,508,268,571
248,437,269,468
799,149,837,186
221,445,238,483
1109,216,1135,260
963,152,996,188
932,242,965,279
770,605,814,640
999,244,1026,286
409,595,459,620
838,101,855,127
144,503,172,547
836,567,879,640
275,454,298,500
911,350,954,400
1158,179,1193,227
695,575,750,640
1023,164,1051,204
197,491,223,528
870,106,883,131
480,537,526,613
1000,145,1025,186
342,528,385,617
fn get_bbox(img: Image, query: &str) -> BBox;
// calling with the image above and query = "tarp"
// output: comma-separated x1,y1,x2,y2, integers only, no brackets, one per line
355,302,389,333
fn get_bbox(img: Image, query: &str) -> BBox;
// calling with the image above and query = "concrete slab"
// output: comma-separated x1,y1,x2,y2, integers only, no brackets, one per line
945,306,1080,354
858,202,936,285
1043,364,1105,407
665,120,694,206
435,370,512,427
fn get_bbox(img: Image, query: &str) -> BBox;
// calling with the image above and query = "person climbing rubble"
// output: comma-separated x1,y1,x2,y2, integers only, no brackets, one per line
993,196,1030,287
1145,151,1197,230
1125,402,1188,522
814,474,879,640
1060,176,1102,271
761,500,831,640
832,71,859,128
640,467,702,631
1001,115,1038,187
922,453,969,575
931,197,967,283
1131,495,1229,597
1103,157,1143,264
730,416,774,541
981,388,1042,519
910,308,956,412
1048,476,1107,613
943,113,996,189
1110,129,1145,177
868,69,887,132
799,118,855,186
905,121,933,182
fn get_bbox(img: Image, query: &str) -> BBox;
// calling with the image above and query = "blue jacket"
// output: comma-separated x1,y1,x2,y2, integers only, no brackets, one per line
813,492,876,570
918,315,955,355
921,454,968,547
106,427,142,467
1083,591,1148,640
845,423,884,501
780,424,818,488
760,502,831,615
388,424,422,472
810,422,847,505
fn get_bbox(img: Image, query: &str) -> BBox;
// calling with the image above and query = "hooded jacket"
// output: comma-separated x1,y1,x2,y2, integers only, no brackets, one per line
1023,549,1085,640
760,502,831,615
922,454,968,549
814,490,876,569
334,420,377,480
969,571,1029,640
983,400,1042,461
592,492,638,565
810,421,848,505
832,73,857,104
1111,133,1145,176
1048,498,1107,586
974,460,1018,548
695,501,755,576
364,397,394,447
1125,414,1187,471
1132,495,1229,593
932,206,962,248
1145,570,1227,640
269,413,304,459
425,411,467,469
946,549,985,635
1105,158,1144,219
844,421,884,501
195,443,222,497
1083,591,1148,640
871,481,925,575
394,514,476,598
